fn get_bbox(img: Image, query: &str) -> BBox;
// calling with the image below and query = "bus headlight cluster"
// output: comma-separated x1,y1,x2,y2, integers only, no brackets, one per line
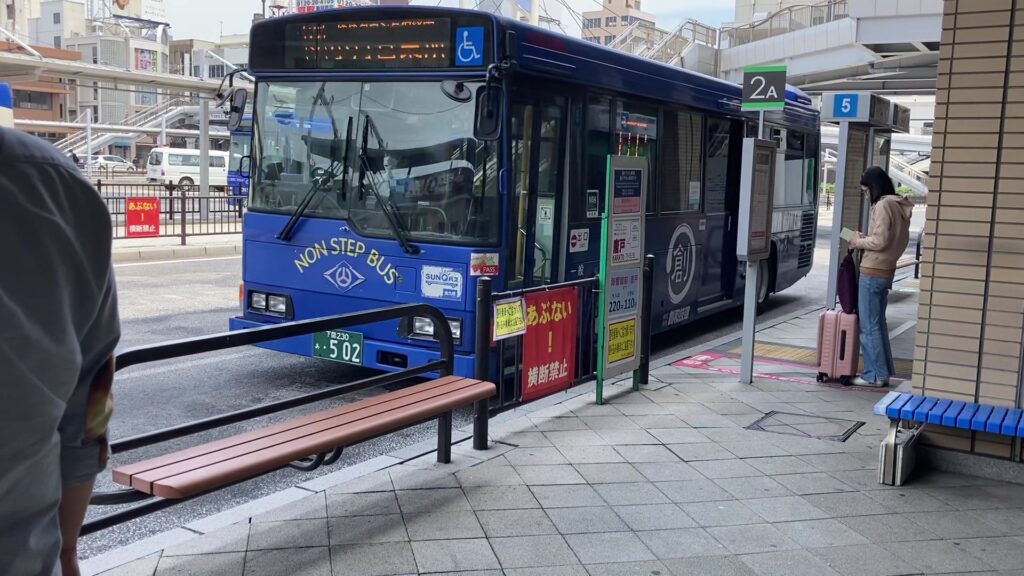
249,290,291,318
410,316,461,344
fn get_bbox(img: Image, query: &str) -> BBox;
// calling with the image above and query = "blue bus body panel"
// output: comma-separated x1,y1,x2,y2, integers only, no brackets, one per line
239,213,490,374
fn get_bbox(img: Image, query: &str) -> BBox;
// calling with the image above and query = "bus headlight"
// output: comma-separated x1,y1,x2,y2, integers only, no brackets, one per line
248,291,290,318
410,317,461,344
267,295,288,315
250,291,267,311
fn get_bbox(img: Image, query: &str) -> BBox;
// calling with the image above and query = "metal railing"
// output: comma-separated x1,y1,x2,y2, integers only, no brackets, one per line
57,97,199,154
98,181,245,244
473,254,655,419
720,0,849,49
83,304,456,534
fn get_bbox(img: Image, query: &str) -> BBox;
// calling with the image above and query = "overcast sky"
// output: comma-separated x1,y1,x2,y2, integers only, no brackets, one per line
163,0,736,42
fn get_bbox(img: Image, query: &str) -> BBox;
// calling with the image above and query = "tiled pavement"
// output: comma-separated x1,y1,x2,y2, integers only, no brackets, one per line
94,359,1024,576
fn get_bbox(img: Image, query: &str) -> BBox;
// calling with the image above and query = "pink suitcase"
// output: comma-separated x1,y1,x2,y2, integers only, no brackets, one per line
816,309,859,386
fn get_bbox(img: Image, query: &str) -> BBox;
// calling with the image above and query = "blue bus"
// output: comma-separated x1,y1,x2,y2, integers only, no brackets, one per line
228,114,252,205
229,6,820,377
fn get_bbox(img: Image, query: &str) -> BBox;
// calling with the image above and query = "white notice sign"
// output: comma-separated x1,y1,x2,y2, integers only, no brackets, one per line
610,218,642,264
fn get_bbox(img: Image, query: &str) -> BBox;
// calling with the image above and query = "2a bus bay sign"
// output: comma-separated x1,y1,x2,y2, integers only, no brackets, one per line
741,65,787,112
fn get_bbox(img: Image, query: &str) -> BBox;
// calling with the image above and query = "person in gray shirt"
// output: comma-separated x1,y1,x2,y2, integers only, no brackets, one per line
0,128,120,576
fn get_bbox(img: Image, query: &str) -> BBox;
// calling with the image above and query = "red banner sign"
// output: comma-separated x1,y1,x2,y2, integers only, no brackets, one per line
521,286,578,402
126,197,160,237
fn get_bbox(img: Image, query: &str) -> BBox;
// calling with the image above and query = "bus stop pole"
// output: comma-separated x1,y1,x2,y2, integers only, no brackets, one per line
739,259,758,384
825,121,850,310
473,277,492,450
200,99,211,220
633,254,654,390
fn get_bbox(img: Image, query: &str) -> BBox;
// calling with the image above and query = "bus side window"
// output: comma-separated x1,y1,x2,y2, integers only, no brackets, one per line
783,131,804,206
704,117,730,214
660,108,702,213
580,94,611,222
615,99,658,214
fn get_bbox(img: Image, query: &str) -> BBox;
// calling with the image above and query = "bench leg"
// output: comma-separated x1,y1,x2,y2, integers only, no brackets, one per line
437,411,453,464
473,399,489,451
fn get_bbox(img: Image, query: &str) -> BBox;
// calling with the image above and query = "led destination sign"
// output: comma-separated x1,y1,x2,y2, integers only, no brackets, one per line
288,18,451,69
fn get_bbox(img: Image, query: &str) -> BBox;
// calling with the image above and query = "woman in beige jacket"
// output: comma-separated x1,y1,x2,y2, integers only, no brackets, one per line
848,167,914,387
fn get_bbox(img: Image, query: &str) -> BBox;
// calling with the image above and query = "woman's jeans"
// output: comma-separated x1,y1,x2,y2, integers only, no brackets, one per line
858,274,895,382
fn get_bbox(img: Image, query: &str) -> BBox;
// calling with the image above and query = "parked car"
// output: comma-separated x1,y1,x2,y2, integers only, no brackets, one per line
146,147,229,191
86,154,136,171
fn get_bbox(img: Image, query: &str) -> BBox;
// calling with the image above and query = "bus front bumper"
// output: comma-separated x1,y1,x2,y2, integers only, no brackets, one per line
229,316,475,377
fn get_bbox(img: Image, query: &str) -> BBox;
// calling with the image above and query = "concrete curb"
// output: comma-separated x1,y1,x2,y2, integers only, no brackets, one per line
80,297,826,575
112,242,242,263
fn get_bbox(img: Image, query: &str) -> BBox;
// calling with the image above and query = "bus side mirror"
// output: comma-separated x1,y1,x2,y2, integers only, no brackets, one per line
474,85,502,141
227,89,248,131
239,155,251,177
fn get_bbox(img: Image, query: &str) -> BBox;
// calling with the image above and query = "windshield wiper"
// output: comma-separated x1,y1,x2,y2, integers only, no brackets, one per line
358,114,419,255
277,84,349,242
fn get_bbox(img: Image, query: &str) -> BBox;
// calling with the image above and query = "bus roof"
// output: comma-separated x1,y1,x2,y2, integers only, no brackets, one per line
248,6,818,131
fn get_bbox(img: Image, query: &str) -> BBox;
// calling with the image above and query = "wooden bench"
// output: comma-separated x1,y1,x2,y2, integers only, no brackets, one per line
112,376,495,499
873,391,1021,486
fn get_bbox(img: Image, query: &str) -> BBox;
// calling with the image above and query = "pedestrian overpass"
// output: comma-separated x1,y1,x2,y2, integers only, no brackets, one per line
717,0,942,95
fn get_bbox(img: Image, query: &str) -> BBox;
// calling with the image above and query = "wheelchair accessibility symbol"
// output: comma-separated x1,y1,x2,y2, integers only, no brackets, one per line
455,27,484,67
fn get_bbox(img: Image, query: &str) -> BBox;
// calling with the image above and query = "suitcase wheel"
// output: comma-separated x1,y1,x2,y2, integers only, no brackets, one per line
839,375,852,386
816,373,826,383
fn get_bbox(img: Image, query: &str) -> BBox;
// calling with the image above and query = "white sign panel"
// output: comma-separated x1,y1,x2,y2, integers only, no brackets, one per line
737,138,777,261
610,218,642,265
606,268,640,318
421,265,463,301
569,228,590,253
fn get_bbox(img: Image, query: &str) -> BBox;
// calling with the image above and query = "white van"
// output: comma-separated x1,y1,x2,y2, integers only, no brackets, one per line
147,147,229,190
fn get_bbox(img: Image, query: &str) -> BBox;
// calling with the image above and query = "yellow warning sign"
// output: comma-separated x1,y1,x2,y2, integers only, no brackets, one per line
493,297,527,341
607,318,636,364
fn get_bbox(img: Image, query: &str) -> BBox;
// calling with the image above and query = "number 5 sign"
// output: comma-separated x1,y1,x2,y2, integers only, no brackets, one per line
741,65,787,112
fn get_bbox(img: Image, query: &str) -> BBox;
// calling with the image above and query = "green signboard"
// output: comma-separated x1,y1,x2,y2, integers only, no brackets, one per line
596,155,648,404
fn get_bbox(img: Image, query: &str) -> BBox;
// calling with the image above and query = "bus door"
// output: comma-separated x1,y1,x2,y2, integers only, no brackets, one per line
508,93,567,288
698,117,744,307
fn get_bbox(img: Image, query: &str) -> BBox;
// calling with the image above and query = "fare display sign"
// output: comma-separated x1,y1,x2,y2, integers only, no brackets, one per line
597,156,647,398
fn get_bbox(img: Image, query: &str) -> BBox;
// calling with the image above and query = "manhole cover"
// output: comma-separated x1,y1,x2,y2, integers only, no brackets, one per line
746,411,865,442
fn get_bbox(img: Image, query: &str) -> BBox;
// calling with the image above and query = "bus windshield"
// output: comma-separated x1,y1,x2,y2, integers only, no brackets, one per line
251,80,499,245
229,132,250,172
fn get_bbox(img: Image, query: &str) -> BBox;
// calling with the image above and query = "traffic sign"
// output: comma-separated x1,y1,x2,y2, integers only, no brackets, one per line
741,65,787,111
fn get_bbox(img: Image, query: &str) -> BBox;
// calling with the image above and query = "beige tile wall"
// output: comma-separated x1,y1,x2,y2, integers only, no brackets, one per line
915,0,1024,458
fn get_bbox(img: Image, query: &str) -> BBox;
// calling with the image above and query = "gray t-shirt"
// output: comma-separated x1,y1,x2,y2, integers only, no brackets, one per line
0,128,120,576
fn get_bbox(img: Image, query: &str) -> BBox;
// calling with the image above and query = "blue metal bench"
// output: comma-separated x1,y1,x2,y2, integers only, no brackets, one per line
873,391,1024,437
873,391,1021,485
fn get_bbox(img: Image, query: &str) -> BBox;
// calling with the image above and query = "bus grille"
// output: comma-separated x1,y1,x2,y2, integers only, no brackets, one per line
798,211,815,268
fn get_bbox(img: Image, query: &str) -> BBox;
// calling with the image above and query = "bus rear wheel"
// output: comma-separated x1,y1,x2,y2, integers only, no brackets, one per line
756,258,772,313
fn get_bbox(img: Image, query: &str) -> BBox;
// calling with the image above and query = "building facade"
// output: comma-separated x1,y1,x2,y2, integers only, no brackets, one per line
0,41,80,142
581,0,656,46
29,0,87,49
915,0,1024,464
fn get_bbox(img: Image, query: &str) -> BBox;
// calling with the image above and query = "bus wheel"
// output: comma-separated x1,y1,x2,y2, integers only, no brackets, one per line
178,177,195,193
756,258,772,313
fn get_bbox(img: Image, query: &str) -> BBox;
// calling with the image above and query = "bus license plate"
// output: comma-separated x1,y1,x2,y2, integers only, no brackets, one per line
313,330,363,365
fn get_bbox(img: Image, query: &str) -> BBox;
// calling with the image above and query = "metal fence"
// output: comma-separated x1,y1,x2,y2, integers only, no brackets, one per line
97,180,245,244
474,255,655,416
720,0,849,49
